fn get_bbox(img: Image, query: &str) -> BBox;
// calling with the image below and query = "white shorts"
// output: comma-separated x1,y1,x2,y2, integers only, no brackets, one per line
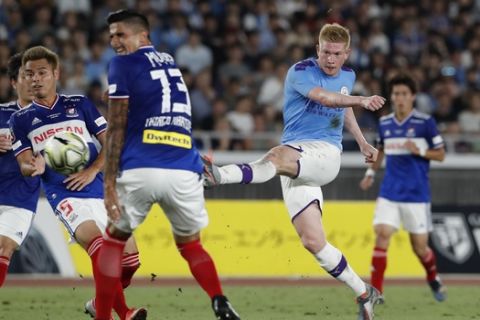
114,168,208,236
373,197,432,234
55,198,108,237
280,141,341,219
0,205,34,246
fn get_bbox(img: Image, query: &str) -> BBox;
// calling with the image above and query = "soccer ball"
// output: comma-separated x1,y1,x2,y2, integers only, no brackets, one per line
44,131,90,175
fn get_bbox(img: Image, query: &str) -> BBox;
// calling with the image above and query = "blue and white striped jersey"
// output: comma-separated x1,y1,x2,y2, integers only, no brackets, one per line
10,94,106,209
377,110,444,202
0,101,40,212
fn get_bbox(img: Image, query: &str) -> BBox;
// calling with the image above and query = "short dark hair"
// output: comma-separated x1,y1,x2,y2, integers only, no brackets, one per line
7,52,23,81
388,73,417,95
107,9,150,31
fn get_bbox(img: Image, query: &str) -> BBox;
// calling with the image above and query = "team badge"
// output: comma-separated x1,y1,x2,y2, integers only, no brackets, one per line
430,213,474,264
340,86,349,95
406,127,416,137
66,107,78,117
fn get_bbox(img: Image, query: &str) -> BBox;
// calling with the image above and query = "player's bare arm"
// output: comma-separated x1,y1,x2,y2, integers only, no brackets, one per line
15,149,45,177
104,97,129,222
0,134,12,153
64,131,107,191
344,108,378,163
308,87,386,111
403,140,446,162
359,149,385,191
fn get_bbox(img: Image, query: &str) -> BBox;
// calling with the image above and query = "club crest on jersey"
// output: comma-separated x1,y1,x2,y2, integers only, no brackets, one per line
385,129,391,137
340,86,349,95
66,107,78,118
431,213,474,264
406,127,416,137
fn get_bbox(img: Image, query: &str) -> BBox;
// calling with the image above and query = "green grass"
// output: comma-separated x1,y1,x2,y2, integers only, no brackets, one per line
0,285,479,319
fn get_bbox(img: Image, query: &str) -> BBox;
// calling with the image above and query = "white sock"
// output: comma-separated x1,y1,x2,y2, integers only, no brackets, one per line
314,243,366,296
218,160,277,184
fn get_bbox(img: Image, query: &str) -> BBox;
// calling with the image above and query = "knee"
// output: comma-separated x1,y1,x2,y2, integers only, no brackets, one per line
412,244,428,258
0,244,17,258
300,233,326,254
264,146,298,175
374,228,394,248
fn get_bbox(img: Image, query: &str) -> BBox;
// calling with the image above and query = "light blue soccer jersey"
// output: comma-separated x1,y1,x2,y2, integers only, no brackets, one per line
108,45,202,173
0,102,40,212
10,95,107,209
281,57,356,150
377,110,444,202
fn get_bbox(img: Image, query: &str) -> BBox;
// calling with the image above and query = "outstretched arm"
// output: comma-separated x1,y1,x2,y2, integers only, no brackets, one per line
308,87,385,111
104,97,129,222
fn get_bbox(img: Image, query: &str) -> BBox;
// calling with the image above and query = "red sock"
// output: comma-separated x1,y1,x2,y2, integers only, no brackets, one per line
419,248,438,282
177,239,223,298
0,256,10,287
92,232,127,320
121,252,140,288
371,247,387,293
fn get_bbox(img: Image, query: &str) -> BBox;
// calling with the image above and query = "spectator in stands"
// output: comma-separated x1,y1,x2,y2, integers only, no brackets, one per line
175,29,213,75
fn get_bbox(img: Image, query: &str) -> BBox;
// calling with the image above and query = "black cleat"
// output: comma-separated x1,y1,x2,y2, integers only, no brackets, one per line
212,295,241,320
428,276,447,302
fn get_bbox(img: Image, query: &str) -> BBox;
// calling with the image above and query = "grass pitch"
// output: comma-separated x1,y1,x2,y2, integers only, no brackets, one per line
0,285,479,319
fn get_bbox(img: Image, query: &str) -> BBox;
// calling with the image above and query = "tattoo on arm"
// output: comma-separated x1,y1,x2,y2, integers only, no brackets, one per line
105,98,129,185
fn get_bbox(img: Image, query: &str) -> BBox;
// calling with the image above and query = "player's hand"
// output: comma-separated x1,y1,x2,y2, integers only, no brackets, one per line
104,183,122,222
359,142,378,163
63,166,98,191
359,175,374,191
360,95,386,111
403,140,419,154
0,134,12,153
30,153,46,176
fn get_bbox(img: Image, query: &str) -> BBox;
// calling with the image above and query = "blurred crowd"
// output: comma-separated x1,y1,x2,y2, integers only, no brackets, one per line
1,0,480,152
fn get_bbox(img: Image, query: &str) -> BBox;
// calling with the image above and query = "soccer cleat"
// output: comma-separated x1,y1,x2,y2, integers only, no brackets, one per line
428,276,447,302
201,155,221,188
84,299,114,320
212,295,241,320
126,307,148,320
356,284,384,320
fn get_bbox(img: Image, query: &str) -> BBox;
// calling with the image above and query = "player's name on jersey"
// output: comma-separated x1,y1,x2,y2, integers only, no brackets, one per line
144,51,174,67
145,115,191,131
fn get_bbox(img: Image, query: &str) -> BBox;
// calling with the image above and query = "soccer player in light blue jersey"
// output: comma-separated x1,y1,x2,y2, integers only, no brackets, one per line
0,52,40,287
95,10,240,320
204,23,385,319
9,46,142,320
359,73,446,302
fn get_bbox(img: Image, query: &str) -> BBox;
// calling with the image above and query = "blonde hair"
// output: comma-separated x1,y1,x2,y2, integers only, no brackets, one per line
22,46,59,70
318,23,351,49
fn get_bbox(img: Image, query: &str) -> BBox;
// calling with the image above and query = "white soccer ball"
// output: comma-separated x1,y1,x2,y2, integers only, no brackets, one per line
44,131,90,175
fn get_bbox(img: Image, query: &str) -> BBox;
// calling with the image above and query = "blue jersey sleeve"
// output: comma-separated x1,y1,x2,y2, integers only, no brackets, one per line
286,61,318,97
81,97,107,136
108,56,130,98
9,112,32,156
426,117,444,149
